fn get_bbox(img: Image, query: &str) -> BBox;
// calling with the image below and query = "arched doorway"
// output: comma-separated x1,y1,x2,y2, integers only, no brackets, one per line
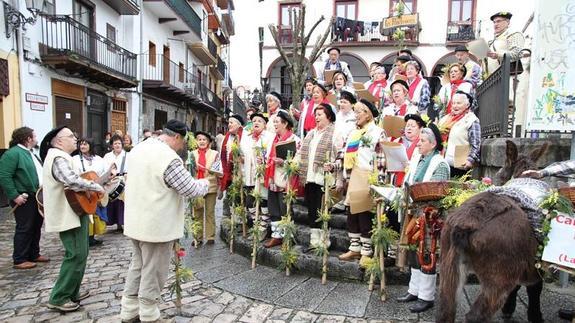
340,52,369,83
265,56,315,109
430,52,480,77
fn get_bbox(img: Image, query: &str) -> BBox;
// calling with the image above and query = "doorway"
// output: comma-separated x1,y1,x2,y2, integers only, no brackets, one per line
87,90,108,156
163,46,170,84
55,96,83,136
154,109,167,131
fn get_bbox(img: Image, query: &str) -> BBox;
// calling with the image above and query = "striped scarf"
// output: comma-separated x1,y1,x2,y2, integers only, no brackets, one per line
343,126,367,170
298,124,335,185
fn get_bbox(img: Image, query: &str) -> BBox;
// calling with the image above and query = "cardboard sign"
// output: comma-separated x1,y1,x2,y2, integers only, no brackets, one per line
356,89,378,104
324,70,337,85
454,145,471,168
326,93,337,106
381,141,408,172
382,115,406,138
353,82,366,90
346,168,373,214
541,214,575,269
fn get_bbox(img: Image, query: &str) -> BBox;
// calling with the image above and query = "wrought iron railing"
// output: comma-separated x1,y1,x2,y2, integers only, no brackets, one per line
446,21,475,42
207,37,218,58
233,90,247,117
331,17,418,44
165,0,202,36
40,14,137,81
217,55,226,78
477,54,511,138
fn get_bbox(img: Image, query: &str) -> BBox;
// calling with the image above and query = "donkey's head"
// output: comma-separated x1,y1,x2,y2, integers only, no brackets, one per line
495,140,549,185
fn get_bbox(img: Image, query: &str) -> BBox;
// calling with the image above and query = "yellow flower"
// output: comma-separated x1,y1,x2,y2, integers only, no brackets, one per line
379,213,388,224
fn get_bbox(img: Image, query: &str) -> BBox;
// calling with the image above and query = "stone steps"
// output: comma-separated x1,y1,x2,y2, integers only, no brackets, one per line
293,223,350,253
292,204,347,230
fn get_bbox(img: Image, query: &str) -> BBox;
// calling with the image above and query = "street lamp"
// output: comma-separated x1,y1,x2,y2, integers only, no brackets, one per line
4,0,45,38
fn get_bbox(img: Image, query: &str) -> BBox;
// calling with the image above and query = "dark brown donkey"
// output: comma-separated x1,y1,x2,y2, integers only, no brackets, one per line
436,141,549,323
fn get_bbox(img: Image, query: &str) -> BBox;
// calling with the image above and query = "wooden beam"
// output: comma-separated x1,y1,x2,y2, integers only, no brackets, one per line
159,18,177,24
173,31,189,36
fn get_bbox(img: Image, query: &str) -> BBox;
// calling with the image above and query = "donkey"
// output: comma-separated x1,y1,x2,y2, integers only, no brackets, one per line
436,141,549,323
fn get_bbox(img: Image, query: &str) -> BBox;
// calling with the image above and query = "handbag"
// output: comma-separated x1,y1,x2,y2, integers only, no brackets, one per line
509,59,523,76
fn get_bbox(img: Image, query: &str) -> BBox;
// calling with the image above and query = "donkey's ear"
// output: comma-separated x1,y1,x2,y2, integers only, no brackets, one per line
530,142,549,163
505,140,518,166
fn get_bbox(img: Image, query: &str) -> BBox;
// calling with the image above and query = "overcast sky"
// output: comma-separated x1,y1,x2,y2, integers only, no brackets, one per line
229,0,262,91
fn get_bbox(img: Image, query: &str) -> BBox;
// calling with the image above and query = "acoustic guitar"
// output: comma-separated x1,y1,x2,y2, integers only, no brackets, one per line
65,171,105,216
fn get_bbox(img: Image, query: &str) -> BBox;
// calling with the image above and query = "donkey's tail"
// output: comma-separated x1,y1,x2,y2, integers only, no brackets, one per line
436,224,469,323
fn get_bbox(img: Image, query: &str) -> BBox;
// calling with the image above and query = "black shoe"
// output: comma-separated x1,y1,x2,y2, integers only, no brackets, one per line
89,236,103,247
409,299,434,313
396,293,418,303
559,308,574,320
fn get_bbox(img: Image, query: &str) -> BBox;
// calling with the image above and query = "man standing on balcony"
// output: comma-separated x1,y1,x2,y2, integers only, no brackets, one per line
455,45,482,88
484,12,525,76
316,47,354,87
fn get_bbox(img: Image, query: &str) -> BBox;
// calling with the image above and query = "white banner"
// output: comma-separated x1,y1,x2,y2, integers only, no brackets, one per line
526,1,575,131
541,214,575,269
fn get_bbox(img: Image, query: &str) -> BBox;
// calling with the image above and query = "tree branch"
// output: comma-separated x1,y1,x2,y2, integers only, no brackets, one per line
303,15,325,47
308,16,334,65
268,24,293,71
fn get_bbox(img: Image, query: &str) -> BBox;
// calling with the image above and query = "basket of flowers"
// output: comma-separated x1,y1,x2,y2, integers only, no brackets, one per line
558,186,575,206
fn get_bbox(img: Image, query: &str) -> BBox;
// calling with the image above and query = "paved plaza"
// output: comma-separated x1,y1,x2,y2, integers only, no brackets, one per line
0,204,574,322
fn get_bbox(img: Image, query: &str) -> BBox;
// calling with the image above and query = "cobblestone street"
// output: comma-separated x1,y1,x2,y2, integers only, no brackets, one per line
1,205,574,322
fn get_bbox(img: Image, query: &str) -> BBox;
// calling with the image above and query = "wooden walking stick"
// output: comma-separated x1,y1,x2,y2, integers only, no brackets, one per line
378,200,387,301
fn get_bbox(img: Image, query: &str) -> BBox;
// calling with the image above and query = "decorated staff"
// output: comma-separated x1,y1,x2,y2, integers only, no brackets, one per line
397,123,450,313
320,151,333,284
338,99,385,266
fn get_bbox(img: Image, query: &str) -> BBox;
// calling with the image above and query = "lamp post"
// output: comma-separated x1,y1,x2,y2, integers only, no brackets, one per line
4,0,45,38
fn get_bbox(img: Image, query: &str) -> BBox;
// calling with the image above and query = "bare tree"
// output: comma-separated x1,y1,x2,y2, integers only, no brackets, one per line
268,4,333,111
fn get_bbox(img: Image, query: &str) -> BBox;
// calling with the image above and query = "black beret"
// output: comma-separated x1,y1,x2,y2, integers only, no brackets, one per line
276,109,294,128
315,103,337,123
333,70,348,82
396,55,412,63
427,123,444,152
454,90,474,107
304,77,316,85
327,47,341,54
40,126,67,162
399,48,413,57
165,119,188,136
229,114,245,126
454,45,469,52
359,98,379,118
490,11,512,21
269,91,283,103
194,131,212,142
391,79,409,91
404,114,426,128
250,112,268,123
339,90,357,104
315,83,329,95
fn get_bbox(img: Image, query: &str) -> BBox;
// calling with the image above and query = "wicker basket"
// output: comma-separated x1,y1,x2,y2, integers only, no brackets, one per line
409,181,466,202
558,187,575,206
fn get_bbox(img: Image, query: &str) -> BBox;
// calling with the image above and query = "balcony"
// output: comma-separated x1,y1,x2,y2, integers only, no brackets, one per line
189,36,217,65
102,0,139,15
222,8,235,36
216,0,229,10
210,55,226,80
143,0,202,41
39,15,137,88
446,21,476,44
331,16,419,47
184,73,224,115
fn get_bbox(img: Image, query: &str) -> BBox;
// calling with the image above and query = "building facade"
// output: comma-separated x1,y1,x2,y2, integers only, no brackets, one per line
0,0,234,152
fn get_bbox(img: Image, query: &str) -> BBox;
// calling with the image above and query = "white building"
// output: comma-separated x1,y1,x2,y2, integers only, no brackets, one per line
254,0,534,107
0,0,234,152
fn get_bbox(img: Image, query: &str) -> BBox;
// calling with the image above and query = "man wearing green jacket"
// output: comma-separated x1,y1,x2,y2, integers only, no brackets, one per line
0,127,49,269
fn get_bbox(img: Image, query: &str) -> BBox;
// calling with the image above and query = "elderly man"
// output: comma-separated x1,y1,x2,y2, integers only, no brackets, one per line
0,127,47,270
485,11,525,76
316,47,354,87
40,126,105,312
265,92,282,133
455,45,482,88
120,120,209,322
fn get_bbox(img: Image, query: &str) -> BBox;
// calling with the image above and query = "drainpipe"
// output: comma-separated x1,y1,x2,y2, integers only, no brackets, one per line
138,0,144,137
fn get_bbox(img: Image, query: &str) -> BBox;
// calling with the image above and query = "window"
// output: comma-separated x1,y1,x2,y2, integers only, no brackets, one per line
335,0,357,20
389,0,416,15
42,0,55,14
179,62,184,82
279,2,301,44
148,42,156,66
449,0,474,22
106,24,116,42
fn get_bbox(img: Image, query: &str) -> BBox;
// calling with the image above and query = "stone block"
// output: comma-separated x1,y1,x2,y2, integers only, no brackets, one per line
238,303,275,322
290,310,318,322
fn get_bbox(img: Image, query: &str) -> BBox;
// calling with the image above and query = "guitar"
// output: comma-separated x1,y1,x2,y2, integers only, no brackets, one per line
64,171,105,216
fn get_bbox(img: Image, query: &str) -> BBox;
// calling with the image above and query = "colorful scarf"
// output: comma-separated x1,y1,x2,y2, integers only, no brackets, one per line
219,127,243,191
196,148,207,179
408,77,422,100
445,80,466,115
298,124,335,185
324,59,342,72
343,126,368,170
438,110,468,143
368,79,387,99
264,130,293,188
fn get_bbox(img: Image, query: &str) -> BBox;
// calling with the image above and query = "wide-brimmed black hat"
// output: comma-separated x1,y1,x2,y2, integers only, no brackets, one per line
194,131,213,142
358,99,379,118
390,79,409,91
250,112,268,123
268,91,283,103
454,45,469,52
166,119,188,136
327,47,341,54
490,11,512,21
404,114,426,128
427,123,443,151
229,114,245,126
276,109,294,128
315,103,337,123
40,126,66,162
339,90,357,104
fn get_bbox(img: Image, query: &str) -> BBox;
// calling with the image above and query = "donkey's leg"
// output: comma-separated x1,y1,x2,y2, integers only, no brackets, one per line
465,282,516,323
501,285,521,318
526,280,543,323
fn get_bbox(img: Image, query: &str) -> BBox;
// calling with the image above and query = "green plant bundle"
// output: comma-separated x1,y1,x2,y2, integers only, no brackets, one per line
363,256,382,280
279,153,299,274
168,242,193,313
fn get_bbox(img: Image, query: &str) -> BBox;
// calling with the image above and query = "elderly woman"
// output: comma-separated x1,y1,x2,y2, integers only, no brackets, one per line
265,91,283,133
240,112,273,240
367,66,388,101
338,99,385,264
405,61,431,115
72,138,108,246
438,91,481,178
103,134,128,232
263,110,300,248
296,103,338,249
397,123,450,314
192,131,222,245
435,63,473,118
363,62,382,89
299,84,329,137
382,80,418,117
